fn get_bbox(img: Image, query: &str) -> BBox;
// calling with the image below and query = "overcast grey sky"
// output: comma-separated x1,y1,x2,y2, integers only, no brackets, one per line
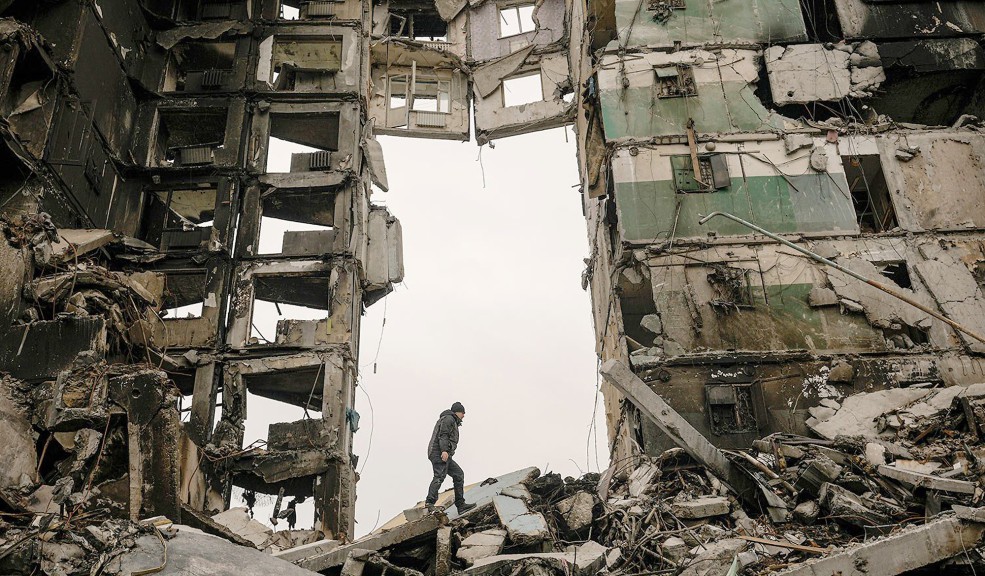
242,126,605,537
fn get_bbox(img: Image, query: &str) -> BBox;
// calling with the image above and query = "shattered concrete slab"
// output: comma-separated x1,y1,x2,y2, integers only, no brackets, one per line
493,494,550,542
765,42,884,105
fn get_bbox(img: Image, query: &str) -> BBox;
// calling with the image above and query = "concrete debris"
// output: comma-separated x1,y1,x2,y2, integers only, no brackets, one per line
211,507,274,548
456,529,507,565
766,42,885,105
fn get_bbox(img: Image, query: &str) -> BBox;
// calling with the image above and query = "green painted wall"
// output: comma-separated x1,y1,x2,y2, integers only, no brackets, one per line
654,284,886,353
614,0,807,48
600,84,786,139
615,173,859,242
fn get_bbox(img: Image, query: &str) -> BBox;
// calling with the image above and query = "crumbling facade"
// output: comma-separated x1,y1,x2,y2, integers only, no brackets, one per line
0,0,403,543
8,0,985,574
571,0,985,461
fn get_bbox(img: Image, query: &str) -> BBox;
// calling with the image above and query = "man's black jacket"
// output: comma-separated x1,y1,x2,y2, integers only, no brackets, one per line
428,409,461,458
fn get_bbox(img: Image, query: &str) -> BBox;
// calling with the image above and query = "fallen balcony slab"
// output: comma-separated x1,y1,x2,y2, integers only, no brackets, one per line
773,510,985,576
294,513,448,572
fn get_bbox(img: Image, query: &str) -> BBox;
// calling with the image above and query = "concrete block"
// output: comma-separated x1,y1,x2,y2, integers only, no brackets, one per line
661,536,687,561
435,526,452,576
268,419,333,451
640,313,663,335
282,230,337,256
670,496,730,519
210,507,274,548
493,494,550,542
555,491,595,533
457,529,507,566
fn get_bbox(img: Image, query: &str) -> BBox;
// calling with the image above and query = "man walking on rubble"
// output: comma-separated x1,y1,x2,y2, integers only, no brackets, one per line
425,402,476,514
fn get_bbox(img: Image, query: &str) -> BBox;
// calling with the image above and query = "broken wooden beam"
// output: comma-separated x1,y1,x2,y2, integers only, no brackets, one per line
773,509,985,575
295,512,447,572
599,359,759,505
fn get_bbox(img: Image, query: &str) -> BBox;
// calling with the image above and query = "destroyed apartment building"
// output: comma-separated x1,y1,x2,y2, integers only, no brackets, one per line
7,0,985,574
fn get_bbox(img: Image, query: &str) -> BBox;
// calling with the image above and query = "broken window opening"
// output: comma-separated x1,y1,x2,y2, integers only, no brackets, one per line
705,382,758,435
707,265,756,314
499,4,536,38
654,65,696,98
231,484,316,529
153,108,228,167
250,300,326,345
267,137,321,173
411,78,452,113
617,268,658,349
266,112,341,173
140,186,218,250
164,301,205,319
258,216,335,256
163,41,236,92
269,38,343,91
503,72,543,107
842,155,897,233
161,272,209,318
280,0,301,19
388,12,448,40
670,154,730,193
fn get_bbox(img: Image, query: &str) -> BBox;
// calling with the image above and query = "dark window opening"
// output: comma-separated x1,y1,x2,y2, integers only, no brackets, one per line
166,42,236,92
877,261,912,289
617,267,657,348
705,383,758,435
1,44,53,115
161,272,209,318
388,11,448,40
671,154,730,193
843,154,897,233
654,64,696,98
250,298,327,345
154,108,228,167
140,186,218,251
199,0,234,19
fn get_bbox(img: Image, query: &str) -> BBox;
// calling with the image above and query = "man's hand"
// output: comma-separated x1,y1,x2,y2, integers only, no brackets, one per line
441,451,449,462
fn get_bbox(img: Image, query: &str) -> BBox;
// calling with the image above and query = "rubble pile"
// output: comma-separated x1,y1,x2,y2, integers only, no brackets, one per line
7,380,985,575
257,383,985,576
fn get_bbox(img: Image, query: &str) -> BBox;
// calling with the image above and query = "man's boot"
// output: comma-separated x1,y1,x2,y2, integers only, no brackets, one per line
456,501,476,514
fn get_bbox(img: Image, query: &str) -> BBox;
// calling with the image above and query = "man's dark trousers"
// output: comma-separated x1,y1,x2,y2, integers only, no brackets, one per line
426,455,465,506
